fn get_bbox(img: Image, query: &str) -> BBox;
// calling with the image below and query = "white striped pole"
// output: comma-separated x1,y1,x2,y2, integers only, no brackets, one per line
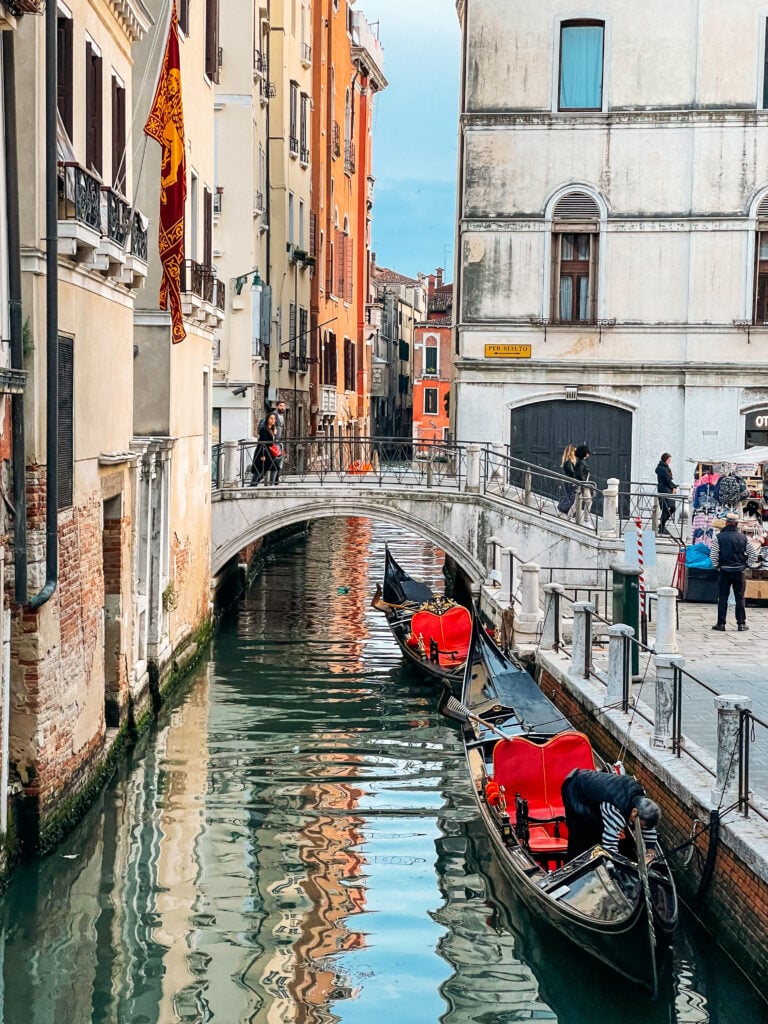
636,515,646,618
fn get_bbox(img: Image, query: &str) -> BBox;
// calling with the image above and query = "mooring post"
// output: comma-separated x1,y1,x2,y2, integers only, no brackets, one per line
541,583,564,651
655,586,679,654
501,547,516,604
606,623,634,705
713,695,751,808
653,653,685,748
569,601,594,678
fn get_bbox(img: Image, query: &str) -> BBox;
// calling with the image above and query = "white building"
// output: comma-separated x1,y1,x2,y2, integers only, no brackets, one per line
454,0,768,491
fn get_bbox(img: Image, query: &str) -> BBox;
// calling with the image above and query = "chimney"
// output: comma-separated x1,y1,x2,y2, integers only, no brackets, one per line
436,267,444,288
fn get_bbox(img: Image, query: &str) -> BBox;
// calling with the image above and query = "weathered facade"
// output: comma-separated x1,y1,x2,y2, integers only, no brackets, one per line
309,0,385,439
413,269,453,443
13,0,150,846
455,0,768,490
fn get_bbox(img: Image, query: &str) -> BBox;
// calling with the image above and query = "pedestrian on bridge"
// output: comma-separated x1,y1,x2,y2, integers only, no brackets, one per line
711,512,758,632
250,411,279,486
574,445,593,525
558,443,577,517
655,452,677,535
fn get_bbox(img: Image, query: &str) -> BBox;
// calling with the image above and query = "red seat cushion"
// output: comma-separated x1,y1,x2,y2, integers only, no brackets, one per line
492,731,595,819
527,825,569,854
410,605,472,666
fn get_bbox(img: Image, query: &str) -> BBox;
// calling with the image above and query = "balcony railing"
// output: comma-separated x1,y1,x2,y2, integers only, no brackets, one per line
213,277,226,311
300,145,310,165
58,162,101,233
289,135,299,155
301,42,312,65
102,187,130,246
254,190,264,213
344,140,356,175
253,48,268,75
331,121,341,159
131,212,148,262
181,259,204,298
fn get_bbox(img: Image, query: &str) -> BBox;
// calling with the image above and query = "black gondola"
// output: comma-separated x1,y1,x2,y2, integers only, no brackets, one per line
439,623,678,995
372,545,471,689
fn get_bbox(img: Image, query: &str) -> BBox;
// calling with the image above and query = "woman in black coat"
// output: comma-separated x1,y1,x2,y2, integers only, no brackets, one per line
655,452,676,535
251,412,278,486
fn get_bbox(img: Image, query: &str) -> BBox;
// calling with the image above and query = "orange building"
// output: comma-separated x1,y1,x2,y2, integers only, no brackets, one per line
413,270,454,443
310,1,386,438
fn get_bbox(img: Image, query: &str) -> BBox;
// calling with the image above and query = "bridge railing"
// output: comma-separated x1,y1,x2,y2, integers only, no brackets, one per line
219,436,468,488
617,484,689,538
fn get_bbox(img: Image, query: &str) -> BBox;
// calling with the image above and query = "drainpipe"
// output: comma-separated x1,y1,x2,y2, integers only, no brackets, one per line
28,0,58,609
2,31,27,605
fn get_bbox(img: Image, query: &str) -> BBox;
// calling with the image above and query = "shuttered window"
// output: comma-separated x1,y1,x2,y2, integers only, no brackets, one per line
344,236,353,303
203,187,213,266
178,0,190,34
205,0,220,83
335,229,345,297
85,42,103,175
324,330,338,386
111,76,126,194
343,338,355,392
57,14,73,139
58,337,74,510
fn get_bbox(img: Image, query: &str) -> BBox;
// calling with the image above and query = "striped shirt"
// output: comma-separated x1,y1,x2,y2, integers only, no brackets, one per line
600,801,657,854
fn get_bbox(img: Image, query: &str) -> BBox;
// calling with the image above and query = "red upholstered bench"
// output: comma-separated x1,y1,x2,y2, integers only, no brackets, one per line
410,605,472,666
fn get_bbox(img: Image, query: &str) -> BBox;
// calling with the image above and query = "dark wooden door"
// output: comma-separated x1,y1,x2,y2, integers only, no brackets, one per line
510,400,633,494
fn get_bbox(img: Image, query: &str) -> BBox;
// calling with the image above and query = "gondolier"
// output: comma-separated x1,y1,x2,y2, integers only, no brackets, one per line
561,768,660,861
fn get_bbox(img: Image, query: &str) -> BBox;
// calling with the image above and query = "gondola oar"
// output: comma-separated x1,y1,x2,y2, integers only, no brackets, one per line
441,693,514,740
634,817,659,999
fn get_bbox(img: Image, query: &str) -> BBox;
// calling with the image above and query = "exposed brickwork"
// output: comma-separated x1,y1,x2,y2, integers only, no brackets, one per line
539,666,768,998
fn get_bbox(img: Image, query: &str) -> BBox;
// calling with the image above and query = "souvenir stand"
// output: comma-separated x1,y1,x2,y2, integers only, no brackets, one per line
684,447,768,602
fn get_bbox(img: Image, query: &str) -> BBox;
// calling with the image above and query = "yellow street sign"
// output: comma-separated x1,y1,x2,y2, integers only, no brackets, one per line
484,343,532,359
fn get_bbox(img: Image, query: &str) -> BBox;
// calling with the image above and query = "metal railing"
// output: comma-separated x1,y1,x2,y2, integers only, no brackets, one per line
331,121,341,158
344,140,356,174
738,709,768,818
617,485,689,538
101,187,130,245
58,161,101,232
131,212,148,262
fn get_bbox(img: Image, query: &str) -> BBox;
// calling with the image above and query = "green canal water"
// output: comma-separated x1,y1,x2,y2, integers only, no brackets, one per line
1,518,765,1023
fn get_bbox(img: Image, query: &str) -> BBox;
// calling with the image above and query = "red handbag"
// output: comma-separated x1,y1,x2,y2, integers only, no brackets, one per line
269,443,282,458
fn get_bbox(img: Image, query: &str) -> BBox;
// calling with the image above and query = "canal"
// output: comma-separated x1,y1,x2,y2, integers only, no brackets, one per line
0,518,765,1023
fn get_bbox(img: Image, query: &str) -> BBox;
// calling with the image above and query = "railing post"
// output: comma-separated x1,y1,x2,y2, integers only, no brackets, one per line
712,694,751,809
465,444,481,493
501,547,516,605
654,586,678,654
426,457,434,488
569,601,593,679
487,443,506,493
652,653,685,749
606,623,634,705
541,583,564,651
524,468,533,506
220,440,239,488
486,535,502,585
516,562,542,633
600,477,619,538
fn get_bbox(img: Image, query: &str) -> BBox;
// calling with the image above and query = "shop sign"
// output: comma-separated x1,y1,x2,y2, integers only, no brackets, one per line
484,343,532,359
745,409,768,430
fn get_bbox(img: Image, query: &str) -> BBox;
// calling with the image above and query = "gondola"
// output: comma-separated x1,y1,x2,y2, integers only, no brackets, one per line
371,545,472,689
439,623,678,995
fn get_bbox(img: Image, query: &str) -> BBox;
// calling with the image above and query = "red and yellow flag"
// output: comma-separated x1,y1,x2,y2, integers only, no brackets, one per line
143,1,187,344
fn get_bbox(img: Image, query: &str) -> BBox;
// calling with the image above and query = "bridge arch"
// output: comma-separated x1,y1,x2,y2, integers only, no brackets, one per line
211,493,486,580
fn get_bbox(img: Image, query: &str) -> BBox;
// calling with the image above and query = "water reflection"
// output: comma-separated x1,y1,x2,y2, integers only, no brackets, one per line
0,519,764,1023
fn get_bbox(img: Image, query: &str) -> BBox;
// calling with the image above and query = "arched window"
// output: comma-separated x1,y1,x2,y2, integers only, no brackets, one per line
559,20,605,111
550,190,601,323
755,193,768,323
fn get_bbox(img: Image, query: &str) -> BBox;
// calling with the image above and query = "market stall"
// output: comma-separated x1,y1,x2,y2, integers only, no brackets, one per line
683,447,768,601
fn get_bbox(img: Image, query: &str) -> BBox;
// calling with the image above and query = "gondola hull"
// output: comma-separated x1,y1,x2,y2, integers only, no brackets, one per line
372,546,471,689
448,625,678,994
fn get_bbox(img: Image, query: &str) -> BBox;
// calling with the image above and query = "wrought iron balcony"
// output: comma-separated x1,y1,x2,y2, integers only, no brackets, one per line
102,187,130,246
130,213,148,262
289,135,299,156
253,48,268,76
254,190,264,214
181,259,205,299
344,141,356,175
58,162,101,234
331,121,341,159
300,146,310,165
213,277,226,312
301,42,311,65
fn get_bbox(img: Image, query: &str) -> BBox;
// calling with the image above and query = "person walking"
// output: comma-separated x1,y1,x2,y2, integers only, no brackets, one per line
250,411,278,486
561,767,661,862
710,512,758,632
655,452,677,535
573,444,593,524
557,443,577,517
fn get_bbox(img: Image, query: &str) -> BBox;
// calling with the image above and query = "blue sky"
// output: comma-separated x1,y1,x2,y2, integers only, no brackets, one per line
360,0,461,280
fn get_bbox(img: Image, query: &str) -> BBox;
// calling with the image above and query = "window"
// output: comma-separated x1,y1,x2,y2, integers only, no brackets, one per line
205,0,220,82
57,12,73,139
203,186,213,265
298,308,308,370
399,339,410,361
289,82,299,154
343,338,356,392
550,191,600,323
424,388,438,415
85,41,103,175
58,336,74,510
111,75,126,193
251,285,262,357
298,200,304,248
559,20,604,111
300,94,309,163
424,340,438,375
178,0,190,34
189,171,199,260
324,330,338,385
754,196,768,322
288,192,294,245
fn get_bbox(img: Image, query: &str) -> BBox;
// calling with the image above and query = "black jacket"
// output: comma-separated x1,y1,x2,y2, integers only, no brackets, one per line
711,524,751,571
563,769,644,821
655,461,675,494
574,458,590,482
563,459,575,479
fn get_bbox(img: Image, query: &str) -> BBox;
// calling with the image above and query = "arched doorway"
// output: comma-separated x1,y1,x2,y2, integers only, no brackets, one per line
510,399,633,496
